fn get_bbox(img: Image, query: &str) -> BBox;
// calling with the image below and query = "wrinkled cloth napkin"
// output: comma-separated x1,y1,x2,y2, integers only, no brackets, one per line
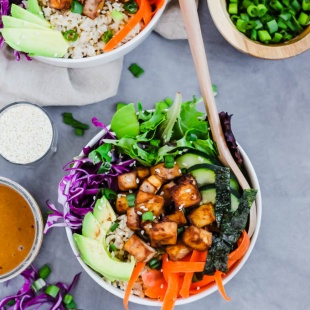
0,0,192,108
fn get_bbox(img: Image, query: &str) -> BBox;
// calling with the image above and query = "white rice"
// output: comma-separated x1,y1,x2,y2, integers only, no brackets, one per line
36,0,141,58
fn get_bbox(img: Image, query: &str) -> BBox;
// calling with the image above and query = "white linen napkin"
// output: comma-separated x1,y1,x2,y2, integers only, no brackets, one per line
0,0,192,108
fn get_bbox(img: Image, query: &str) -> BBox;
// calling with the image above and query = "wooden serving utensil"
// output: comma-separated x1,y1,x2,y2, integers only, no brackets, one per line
179,0,257,237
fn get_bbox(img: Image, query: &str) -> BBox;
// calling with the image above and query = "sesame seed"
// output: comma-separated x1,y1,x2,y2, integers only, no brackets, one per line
160,191,164,195
136,178,140,184
137,211,142,215
141,230,145,235
129,190,133,193
160,284,164,289
185,189,191,192
197,286,200,290
155,169,160,173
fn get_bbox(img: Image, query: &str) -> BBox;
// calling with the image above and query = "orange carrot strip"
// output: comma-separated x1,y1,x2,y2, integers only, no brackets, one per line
162,273,180,310
228,230,250,261
145,284,167,301
214,270,231,301
162,253,170,283
165,261,205,273
123,261,146,310
142,0,152,26
142,269,166,288
189,281,215,295
227,259,237,269
190,274,214,289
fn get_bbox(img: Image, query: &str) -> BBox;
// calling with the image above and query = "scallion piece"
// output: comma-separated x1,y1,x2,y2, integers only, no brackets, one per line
110,222,119,232
128,63,144,78
164,155,174,168
212,84,218,96
111,9,124,22
31,278,46,292
102,30,113,44
109,243,117,251
142,211,154,221
38,264,51,280
177,227,185,235
251,28,258,40
74,128,84,136
103,188,117,200
126,193,136,207
70,0,83,14
123,0,138,14
302,0,310,11
65,300,77,309
258,29,272,42
150,139,160,147
291,0,301,11
272,32,283,42
149,258,160,269
298,11,309,25
267,19,278,33
247,4,258,17
229,3,238,14
45,285,60,298
270,0,283,11
63,294,73,305
63,29,78,42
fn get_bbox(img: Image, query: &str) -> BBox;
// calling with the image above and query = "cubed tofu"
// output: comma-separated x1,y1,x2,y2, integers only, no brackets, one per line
126,207,140,231
171,182,201,209
136,166,150,180
140,175,163,194
115,194,129,214
182,226,212,251
188,203,216,228
83,0,105,19
49,0,72,10
160,181,176,205
135,195,165,217
150,221,178,247
163,210,187,226
118,171,138,191
135,191,155,204
150,163,182,181
141,221,153,235
178,174,198,186
166,241,192,261
124,234,156,262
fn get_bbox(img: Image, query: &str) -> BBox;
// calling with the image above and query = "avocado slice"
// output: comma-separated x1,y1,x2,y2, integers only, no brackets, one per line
82,212,106,242
2,16,52,30
93,196,116,231
11,4,51,28
27,0,44,18
0,28,69,58
74,234,135,282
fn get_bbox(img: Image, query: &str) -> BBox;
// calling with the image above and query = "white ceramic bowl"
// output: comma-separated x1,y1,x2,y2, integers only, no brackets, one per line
65,126,262,306
34,1,168,69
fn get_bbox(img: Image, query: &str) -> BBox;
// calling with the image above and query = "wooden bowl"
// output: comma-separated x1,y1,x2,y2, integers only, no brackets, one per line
207,0,310,59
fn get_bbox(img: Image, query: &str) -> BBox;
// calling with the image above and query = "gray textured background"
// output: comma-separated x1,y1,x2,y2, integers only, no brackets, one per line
1,1,310,309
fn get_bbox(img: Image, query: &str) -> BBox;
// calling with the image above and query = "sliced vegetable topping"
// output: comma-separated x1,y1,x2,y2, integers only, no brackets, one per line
63,29,79,42
128,63,145,78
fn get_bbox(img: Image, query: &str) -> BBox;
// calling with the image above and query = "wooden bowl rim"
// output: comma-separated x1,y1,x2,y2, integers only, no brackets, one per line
207,0,310,59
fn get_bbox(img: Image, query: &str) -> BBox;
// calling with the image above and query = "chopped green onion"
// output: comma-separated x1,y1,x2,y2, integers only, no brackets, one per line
62,113,89,136
111,9,124,22
251,28,258,40
45,285,60,298
150,139,160,147
6,300,15,306
142,211,154,221
164,155,175,168
181,168,187,174
258,29,272,42
109,243,117,251
302,0,310,11
110,222,119,232
116,102,127,110
240,12,250,21
31,278,46,292
229,3,238,14
270,0,283,11
63,294,73,305
126,193,136,207
123,0,139,14
102,30,113,44
38,264,51,280
63,29,78,42
212,84,218,96
298,11,309,25
267,19,278,33
65,300,77,309
103,188,117,200
247,4,258,17
128,63,144,78
291,0,301,11
74,128,84,136
256,4,268,17
278,19,288,29
272,32,283,42
70,0,83,14
149,258,160,269
177,227,185,235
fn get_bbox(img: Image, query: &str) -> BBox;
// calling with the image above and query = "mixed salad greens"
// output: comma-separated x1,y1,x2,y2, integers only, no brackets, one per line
45,93,257,309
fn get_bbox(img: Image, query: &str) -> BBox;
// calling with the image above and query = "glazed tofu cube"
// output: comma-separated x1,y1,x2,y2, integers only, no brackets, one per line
150,222,178,247
115,194,129,214
171,183,201,209
118,171,138,191
150,163,182,181
141,221,153,236
163,210,187,226
124,234,156,262
178,174,198,186
160,181,176,205
83,0,105,19
126,207,140,231
188,203,216,228
136,195,165,217
136,166,150,180
182,226,212,251
49,0,72,10
135,191,154,204
166,241,192,261
140,175,163,194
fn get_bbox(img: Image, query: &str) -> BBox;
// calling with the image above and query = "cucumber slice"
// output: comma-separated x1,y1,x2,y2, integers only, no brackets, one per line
176,152,214,169
200,185,239,212
230,176,240,192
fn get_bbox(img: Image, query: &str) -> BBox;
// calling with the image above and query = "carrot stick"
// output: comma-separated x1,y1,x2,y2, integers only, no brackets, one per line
214,270,231,301
179,250,207,298
162,253,170,283
189,281,215,295
190,274,214,289
165,261,205,273
142,0,152,26
142,269,166,288
123,261,146,310
162,273,179,310
145,284,167,300
228,230,250,262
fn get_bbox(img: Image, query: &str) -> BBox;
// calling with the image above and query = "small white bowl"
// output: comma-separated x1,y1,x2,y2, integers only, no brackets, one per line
0,177,44,282
34,1,168,69
65,126,262,307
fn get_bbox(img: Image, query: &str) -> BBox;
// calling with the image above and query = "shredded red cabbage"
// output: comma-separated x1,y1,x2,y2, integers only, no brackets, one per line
0,265,80,310
44,118,136,233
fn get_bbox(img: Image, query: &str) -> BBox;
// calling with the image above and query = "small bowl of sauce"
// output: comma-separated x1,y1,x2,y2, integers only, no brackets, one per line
0,177,43,282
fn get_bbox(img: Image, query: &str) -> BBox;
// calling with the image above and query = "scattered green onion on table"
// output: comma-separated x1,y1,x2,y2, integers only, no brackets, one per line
227,0,310,44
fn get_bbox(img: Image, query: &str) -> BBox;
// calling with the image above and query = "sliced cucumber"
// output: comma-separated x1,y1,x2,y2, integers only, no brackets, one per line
176,150,217,169
230,176,240,192
200,185,239,212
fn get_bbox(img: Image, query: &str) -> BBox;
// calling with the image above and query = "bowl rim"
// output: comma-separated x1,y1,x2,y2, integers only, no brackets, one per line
65,125,262,306
0,177,44,282
34,0,168,64
207,0,310,59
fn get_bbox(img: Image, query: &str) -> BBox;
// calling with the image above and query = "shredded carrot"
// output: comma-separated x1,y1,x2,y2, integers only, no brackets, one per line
123,261,146,310
162,253,170,283
228,230,250,261
142,269,166,288
141,0,152,27
145,284,167,301
162,273,179,310
189,281,215,295
165,261,205,273
190,274,214,289
213,270,231,301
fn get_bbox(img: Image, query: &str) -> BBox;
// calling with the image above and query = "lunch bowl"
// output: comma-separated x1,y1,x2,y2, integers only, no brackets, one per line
207,0,310,59
34,0,168,69
0,177,44,282
65,125,262,306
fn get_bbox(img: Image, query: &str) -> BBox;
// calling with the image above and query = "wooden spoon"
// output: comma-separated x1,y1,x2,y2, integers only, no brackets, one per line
179,0,257,237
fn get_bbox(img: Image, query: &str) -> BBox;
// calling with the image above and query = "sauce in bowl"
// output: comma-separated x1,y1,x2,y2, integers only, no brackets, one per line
0,184,36,276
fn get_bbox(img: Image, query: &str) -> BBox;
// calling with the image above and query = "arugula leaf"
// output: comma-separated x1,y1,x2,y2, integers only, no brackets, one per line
88,143,112,164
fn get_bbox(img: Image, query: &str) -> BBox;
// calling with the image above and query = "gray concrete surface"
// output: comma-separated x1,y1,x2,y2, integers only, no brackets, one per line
1,1,310,309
